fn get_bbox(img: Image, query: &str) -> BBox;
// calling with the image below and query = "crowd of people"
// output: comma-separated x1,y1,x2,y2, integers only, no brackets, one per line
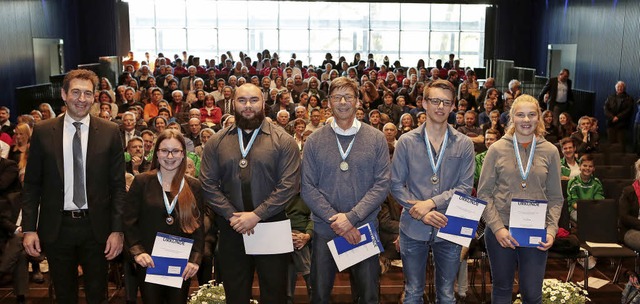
0,48,638,304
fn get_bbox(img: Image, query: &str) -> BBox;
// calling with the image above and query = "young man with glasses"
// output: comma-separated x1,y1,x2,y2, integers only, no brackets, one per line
302,76,390,303
390,79,475,303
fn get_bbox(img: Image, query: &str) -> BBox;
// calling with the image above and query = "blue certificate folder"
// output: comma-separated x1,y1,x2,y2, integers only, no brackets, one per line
146,233,193,277
510,227,547,247
146,257,187,277
333,223,383,255
509,199,548,247
439,216,479,237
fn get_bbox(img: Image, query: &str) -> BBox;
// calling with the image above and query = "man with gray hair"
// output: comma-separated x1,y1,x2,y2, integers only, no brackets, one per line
383,122,398,147
120,111,140,148
171,89,191,124
180,65,198,92
604,81,634,144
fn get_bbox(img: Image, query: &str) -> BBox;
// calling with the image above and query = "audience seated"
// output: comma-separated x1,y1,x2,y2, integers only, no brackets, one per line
566,154,604,222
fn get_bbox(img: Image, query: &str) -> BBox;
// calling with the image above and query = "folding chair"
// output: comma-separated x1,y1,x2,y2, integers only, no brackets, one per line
589,153,606,166
606,153,637,167
577,199,638,289
548,197,587,283
595,165,633,180
601,178,633,200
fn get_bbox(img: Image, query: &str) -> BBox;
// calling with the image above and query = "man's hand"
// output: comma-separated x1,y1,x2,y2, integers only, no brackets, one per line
23,232,41,257
230,212,261,235
421,211,448,228
292,233,311,250
393,236,400,252
613,116,619,123
329,213,354,236
134,253,154,268
131,156,142,170
537,234,555,251
182,262,199,281
495,227,518,249
343,227,362,245
105,232,124,260
407,199,435,221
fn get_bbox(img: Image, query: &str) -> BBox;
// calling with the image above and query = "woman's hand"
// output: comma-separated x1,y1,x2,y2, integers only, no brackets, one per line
495,227,518,249
134,253,154,268
182,262,199,281
537,234,555,251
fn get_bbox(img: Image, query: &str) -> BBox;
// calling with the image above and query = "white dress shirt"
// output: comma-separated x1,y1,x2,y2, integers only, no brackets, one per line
63,114,90,210
330,117,361,136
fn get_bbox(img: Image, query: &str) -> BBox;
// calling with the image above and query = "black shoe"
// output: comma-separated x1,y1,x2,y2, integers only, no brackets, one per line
31,271,44,284
16,295,25,304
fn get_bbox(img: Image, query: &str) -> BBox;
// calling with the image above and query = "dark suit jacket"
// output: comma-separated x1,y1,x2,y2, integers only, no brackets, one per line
22,115,126,244
0,158,21,195
123,172,204,264
538,77,574,110
619,185,640,236
1,123,15,138
125,159,151,175
0,159,21,237
120,128,141,149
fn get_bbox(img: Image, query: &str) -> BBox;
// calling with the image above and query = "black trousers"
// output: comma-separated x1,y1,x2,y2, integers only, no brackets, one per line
136,267,191,304
42,216,108,304
216,215,290,304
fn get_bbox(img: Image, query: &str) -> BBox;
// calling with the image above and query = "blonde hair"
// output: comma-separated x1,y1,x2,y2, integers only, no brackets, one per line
505,94,546,137
635,159,640,181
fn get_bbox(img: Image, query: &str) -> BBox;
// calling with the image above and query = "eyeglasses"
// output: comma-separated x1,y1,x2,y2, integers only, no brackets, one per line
425,98,454,107
156,149,184,157
329,94,356,103
69,89,95,99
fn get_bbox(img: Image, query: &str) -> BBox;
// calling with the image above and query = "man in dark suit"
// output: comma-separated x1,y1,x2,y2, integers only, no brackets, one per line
22,69,126,304
538,68,574,126
0,106,15,139
120,111,141,149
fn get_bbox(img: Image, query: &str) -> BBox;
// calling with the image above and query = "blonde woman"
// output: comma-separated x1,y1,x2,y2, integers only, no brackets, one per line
478,95,563,303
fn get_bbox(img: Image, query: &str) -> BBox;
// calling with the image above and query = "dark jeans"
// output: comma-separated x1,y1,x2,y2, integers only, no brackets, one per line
310,233,380,304
485,228,548,304
399,230,461,304
216,216,289,304
42,216,108,304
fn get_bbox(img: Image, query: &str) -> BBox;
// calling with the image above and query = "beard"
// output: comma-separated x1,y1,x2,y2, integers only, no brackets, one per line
235,110,265,130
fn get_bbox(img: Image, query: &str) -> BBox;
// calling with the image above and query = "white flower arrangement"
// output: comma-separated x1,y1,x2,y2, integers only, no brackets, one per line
188,281,259,304
513,279,590,304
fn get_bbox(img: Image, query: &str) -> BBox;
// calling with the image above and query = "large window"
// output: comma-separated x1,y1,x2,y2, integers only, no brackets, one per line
128,0,487,68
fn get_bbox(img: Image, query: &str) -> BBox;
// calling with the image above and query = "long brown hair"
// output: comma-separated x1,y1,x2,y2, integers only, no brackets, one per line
150,129,200,233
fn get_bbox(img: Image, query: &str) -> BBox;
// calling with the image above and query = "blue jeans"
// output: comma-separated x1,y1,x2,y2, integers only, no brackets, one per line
311,233,380,304
400,230,462,304
484,228,548,304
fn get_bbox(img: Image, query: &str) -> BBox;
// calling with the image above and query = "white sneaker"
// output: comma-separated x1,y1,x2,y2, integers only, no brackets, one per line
578,257,597,270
